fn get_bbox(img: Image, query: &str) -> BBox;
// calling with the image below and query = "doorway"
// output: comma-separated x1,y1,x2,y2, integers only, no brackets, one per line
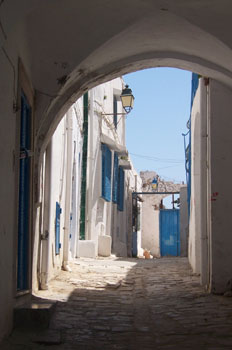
159,209,180,257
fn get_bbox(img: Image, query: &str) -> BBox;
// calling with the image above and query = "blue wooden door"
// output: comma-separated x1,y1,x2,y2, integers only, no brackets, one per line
159,209,180,256
17,91,31,291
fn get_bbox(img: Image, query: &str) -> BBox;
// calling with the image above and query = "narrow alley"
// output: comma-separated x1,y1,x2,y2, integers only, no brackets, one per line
2,257,232,350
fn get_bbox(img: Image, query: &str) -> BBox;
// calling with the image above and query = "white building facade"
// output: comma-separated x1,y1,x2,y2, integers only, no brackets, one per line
188,75,232,294
34,77,142,290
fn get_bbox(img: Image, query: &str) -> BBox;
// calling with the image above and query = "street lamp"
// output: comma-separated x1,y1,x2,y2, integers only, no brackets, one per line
101,84,134,116
120,85,134,114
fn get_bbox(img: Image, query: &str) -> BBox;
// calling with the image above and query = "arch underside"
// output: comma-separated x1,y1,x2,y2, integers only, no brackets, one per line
5,0,231,149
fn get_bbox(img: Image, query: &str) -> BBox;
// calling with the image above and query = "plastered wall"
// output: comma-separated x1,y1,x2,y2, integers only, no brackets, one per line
141,196,160,257
209,80,232,293
188,81,203,274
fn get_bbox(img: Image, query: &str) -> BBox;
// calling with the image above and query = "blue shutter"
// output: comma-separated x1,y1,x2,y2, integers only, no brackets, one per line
117,167,124,211
190,73,199,110
112,153,119,203
55,202,62,254
101,144,112,201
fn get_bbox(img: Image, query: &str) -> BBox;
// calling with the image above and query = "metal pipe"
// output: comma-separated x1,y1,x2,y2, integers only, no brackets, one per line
79,92,88,240
63,111,73,271
133,191,180,195
40,140,53,290
86,89,94,240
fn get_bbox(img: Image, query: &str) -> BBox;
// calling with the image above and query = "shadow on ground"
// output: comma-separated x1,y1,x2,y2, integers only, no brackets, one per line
2,257,232,349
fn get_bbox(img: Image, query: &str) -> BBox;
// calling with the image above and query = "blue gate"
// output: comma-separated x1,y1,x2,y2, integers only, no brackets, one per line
159,209,180,256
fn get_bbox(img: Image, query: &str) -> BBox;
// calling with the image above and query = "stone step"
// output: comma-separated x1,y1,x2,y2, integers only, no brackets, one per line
14,301,56,330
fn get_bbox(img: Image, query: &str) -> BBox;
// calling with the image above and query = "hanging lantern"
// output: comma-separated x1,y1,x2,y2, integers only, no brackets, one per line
120,85,134,113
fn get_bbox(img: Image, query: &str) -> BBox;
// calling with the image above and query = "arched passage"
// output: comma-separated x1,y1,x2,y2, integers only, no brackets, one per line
2,0,232,341
25,1,232,300
3,1,230,150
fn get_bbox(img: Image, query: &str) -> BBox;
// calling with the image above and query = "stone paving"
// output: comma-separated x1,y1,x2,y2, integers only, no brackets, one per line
2,257,232,349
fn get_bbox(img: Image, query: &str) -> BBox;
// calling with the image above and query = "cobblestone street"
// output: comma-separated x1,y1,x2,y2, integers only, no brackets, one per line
2,257,232,349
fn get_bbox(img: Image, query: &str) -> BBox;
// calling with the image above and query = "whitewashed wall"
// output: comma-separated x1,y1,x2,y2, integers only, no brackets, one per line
188,78,208,279
208,79,232,293
188,80,203,274
85,78,141,257
36,78,142,291
38,100,83,286
141,196,160,257
188,77,232,293
112,163,142,257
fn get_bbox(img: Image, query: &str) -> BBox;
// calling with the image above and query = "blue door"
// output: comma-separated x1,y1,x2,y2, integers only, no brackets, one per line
17,91,31,291
159,209,180,256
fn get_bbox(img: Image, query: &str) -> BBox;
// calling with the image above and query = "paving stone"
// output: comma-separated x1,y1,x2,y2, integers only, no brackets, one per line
2,257,232,349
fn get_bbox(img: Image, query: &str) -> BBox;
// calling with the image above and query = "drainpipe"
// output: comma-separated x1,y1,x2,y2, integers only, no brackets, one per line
40,140,53,290
79,92,88,240
206,80,212,289
200,78,209,287
86,90,94,240
63,111,73,271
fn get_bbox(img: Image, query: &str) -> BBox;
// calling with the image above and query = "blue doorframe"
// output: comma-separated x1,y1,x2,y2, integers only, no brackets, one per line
17,91,31,291
159,209,180,256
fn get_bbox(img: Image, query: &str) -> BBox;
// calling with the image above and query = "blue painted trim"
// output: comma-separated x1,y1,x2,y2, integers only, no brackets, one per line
112,153,119,203
55,202,61,255
101,144,112,201
184,73,199,218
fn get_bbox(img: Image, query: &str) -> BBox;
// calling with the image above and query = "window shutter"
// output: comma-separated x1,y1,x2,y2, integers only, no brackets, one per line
55,202,62,254
117,167,124,211
101,144,112,201
112,153,119,203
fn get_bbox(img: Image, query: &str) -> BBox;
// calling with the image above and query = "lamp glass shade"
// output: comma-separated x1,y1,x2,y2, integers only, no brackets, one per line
120,85,134,113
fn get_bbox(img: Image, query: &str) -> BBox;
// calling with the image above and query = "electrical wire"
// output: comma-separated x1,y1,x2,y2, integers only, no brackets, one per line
129,152,184,163
0,0,7,40
1,46,16,107
156,164,183,170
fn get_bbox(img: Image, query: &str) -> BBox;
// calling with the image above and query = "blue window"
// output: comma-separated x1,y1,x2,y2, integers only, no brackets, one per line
112,153,119,203
101,144,112,201
117,166,124,211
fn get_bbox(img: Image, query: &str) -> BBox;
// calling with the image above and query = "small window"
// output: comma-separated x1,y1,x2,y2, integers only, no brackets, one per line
101,144,112,201
117,166,124,211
